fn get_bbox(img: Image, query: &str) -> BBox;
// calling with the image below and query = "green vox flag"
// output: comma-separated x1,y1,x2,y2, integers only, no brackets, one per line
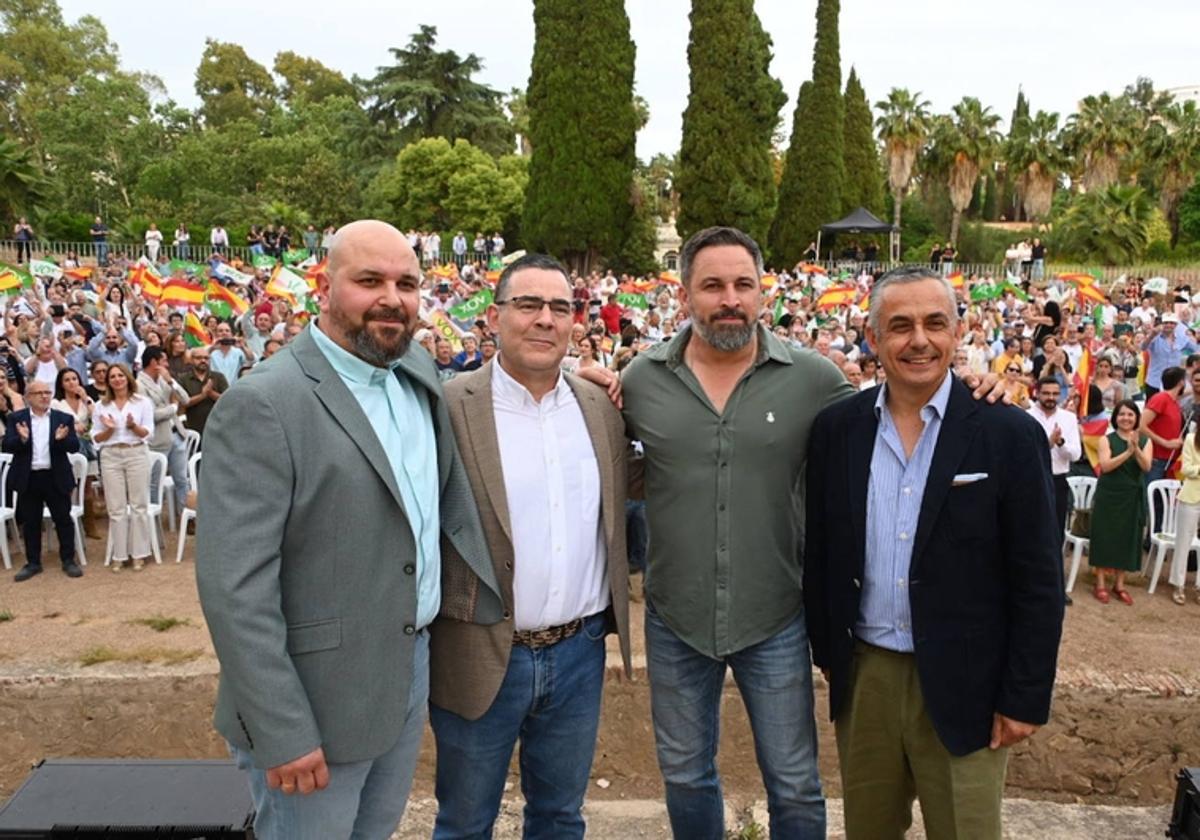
448,288,494,322
1093,304,1104,328
29,259,62,279
773,295,785,324
1,263,32,286
487,255,503,270
1001,280,1029,301
253,253,278,270
283,248,310,266
205,298,232,319
305,295,321,316
970,283,1002,302
168,259,206,275
616,292,649,310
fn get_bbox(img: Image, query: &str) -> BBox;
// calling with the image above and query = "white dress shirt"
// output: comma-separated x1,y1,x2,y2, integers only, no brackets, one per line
1026,403,1083,476
92,396,154,448
30,408,51,470
491,359,608,631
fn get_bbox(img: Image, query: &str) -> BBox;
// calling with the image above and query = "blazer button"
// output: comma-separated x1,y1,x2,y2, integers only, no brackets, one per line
846,627,853,638
403,564,415,575
504,561,513,570
403,624,415,635
502,609,512,620
852,578,861,589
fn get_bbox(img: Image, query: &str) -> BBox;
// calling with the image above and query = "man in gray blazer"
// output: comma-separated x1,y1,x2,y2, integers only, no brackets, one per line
196,220,501,839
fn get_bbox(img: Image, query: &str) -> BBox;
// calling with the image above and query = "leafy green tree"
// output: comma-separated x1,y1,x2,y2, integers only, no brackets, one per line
523,0,638,269
1146,100,1200,247
507,88,531,156
1054,185,1154,263
0,0,120,149
770,0,841,264
1064,92,1138,191
273,51,357,106
1000,87,1030,220
875,87,930,255
1005,110,1064,222
677,0,786,245
1178,179,1200,245
365,25,513,158
194,39,279,128
841,66,882,215
924,97,1000,244
0,135,54,224
608,176,660,276
365,137,526,236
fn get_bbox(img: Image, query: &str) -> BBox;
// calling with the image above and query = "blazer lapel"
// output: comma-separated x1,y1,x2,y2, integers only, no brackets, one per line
846,396,878,580
461,364,514,545
567,374,617,545
292,328,406,510
912,379,980,563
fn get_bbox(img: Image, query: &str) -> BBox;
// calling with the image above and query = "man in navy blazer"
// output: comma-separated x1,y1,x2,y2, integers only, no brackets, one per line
2,379,81,581
803,267,1063,839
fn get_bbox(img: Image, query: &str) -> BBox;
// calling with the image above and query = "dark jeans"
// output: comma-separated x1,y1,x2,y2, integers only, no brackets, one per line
430,612,608,839
17,470,74,566
15,240,32,263
625,499,648,574
1053,474,1070,536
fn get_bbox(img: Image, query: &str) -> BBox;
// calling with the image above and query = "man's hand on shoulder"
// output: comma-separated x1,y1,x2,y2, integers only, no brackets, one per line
989,713,1038,750
971,371,1011,405
265,746,329,796
575,365,623,410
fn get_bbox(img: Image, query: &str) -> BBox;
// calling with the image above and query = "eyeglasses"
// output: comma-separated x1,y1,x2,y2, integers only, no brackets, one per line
496,296,573,318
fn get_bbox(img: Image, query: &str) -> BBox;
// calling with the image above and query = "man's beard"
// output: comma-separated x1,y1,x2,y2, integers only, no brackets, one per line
338,306,412,366
692,308,755,352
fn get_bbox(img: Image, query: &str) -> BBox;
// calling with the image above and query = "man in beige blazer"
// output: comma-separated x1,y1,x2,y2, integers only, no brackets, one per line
429,253,631,839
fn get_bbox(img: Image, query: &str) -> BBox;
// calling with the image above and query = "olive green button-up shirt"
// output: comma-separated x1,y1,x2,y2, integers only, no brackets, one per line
622,324,854,658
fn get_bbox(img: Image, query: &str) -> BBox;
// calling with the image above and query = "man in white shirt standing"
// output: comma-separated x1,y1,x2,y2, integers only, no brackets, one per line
1027,376,1082,600
428,253,631,839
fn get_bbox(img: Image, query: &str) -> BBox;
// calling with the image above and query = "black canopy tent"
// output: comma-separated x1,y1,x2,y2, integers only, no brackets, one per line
816,207,899,262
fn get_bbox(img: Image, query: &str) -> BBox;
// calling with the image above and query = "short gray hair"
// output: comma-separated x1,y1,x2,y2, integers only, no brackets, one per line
867,266,958,334
680,226,764,288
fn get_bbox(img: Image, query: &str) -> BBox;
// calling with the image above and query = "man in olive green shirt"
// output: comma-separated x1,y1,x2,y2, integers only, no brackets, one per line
620,227,852,840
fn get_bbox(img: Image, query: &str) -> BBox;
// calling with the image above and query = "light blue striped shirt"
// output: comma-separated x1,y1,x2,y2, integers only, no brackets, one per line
858,372,952,653
311,323,441,629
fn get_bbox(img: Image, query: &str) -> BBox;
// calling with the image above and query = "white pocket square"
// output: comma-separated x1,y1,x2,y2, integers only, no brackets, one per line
951,472,989,486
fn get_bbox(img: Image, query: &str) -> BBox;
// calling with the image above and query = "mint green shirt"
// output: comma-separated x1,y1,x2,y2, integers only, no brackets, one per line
311,323,441,629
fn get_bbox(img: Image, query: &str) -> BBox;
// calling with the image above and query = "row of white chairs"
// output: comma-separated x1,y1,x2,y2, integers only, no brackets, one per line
1064,476,1198,595
0,448,202,570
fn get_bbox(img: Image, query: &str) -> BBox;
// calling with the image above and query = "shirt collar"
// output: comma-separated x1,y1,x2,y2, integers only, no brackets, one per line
311,319,401,386
874,369,953,423
492,354,571,409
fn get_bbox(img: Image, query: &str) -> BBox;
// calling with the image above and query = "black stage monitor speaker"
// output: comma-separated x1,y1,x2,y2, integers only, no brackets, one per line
1171,767,1200,840
0,759,253,839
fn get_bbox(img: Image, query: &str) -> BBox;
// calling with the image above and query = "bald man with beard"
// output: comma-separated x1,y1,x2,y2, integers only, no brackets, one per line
197,220,500,839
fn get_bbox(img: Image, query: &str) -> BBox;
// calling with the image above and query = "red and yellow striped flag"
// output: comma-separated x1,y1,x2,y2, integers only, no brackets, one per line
0,270,21,295
184,310,212,348
161,278,206,308
63,266,93,282
797,263,828,276
1058,272,1097,286
815,285,859,309
129,265,162,299
946,271,965,289
1076,283,1106,306
205,281,249,316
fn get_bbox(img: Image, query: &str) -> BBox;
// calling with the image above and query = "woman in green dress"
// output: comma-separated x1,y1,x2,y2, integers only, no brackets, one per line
1089,399,1153,604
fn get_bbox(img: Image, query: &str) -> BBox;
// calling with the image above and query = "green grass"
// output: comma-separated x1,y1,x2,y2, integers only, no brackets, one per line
78,646,203,667
0,609,13,622
129,615,191,633
728,822,766,840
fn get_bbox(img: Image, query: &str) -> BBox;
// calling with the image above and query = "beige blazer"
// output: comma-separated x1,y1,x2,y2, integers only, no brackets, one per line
430,360,632,720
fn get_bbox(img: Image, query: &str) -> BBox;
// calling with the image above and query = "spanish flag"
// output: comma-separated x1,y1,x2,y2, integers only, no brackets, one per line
484,269,501,285
0,270,21,295
184,310,212,348
1073,348,1094,417
1076,283,1106,306
815,285,859,309
657,272,681,285
129,265,162,300
161,278,206,308
205,281,249,317
761,273,779,289
303,257,327,290
1059,272,1097,286
946,271,965,289
63,266,93,282
797,263,827,276
1080,417,1110,476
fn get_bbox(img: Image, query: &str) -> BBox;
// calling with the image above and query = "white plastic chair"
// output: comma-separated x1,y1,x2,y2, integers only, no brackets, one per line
161,430,200,534
33,452,88,567
0,453,15,570
182,429,201,461
1146,478,1197,593
175,452,201,564
104,450,164,566
1063,475,1098,594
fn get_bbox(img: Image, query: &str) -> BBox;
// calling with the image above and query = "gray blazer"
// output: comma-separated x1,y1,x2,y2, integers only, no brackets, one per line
196,326,501,769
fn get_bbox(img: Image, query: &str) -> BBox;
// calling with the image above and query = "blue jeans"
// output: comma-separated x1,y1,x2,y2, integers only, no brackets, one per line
149,436,189,512
95,241,108,266
644,599,825,840
231,631,429,840
430,611,608,840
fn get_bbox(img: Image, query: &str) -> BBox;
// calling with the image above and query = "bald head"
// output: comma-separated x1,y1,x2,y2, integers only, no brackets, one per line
326,220,417,281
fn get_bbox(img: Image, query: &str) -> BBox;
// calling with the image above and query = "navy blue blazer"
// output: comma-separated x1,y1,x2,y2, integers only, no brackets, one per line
2,407,81,497
803,376,1064,756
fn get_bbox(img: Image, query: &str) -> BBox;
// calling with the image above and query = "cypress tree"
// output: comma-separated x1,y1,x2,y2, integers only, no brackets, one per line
769,0,843,266
676,0,786,245
841,66,883,215
1003,88,1030,220
522,0,637,270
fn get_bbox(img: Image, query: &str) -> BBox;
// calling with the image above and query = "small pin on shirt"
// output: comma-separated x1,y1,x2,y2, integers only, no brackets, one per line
766,411,775,423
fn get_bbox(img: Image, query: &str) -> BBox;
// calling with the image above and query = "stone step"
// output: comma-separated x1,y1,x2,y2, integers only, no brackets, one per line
393,796,1173,839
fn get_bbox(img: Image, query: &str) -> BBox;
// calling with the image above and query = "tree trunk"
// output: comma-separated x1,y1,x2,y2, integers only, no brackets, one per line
891,188,903,260
949,208,962,246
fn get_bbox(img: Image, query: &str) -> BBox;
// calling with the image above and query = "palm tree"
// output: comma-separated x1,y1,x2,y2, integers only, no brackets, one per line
1055,185,1154,264
1005,110,1066,222
927,97,1001,244
366,25,514,157
0,136,54,223
1146,100,1200,247
1064,93,1138,191
875,88,931,256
